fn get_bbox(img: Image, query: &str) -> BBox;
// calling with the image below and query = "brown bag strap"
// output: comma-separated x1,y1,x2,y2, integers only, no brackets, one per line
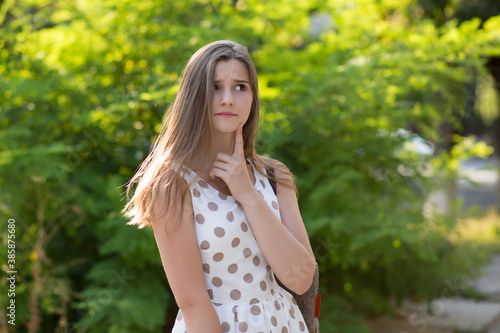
266,167,277,194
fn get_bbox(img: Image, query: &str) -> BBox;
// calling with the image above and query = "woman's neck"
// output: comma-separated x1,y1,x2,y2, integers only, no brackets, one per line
191,132,236,174
210,131,236,160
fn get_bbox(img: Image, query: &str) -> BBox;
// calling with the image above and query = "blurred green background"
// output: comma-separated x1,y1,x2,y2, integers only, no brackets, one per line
1,0,500,332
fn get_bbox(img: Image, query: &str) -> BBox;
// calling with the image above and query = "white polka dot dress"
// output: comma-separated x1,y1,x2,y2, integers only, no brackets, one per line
172,164,309,333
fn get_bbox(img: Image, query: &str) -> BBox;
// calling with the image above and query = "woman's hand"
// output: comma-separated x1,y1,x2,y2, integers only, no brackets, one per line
209,124,255,201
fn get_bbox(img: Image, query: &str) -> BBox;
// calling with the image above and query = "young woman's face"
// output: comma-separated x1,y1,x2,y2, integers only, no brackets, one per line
211,59,253,135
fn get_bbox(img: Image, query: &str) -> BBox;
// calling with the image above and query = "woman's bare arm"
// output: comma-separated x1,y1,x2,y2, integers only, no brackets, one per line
209,125,315,294
275,168,315,258
151,183,222,333
239,168,316,295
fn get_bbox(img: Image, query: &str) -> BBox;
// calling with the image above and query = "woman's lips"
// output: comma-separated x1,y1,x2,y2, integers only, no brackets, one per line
215,112,237,118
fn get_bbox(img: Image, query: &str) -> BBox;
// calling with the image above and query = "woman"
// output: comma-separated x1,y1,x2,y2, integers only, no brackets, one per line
123,40,316,332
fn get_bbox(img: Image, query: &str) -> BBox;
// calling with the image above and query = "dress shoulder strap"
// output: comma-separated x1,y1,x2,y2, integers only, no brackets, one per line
179,166,197,183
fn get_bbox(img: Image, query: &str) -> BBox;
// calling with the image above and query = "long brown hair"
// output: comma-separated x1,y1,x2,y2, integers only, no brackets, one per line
122,40,295,230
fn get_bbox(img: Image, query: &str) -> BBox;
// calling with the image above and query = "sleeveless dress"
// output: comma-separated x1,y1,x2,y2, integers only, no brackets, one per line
172,164,308,333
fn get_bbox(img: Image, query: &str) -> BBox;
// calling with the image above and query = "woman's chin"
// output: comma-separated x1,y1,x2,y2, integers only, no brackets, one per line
213,122,240,134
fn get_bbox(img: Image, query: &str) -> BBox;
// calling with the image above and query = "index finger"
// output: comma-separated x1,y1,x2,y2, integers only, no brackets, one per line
233,123,244,158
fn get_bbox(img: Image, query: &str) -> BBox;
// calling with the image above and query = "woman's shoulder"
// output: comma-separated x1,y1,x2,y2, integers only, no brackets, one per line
150,172,192,221
255,156,296,193
257,155,288,170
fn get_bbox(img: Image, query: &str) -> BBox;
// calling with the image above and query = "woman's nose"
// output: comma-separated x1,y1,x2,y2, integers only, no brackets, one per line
220,88,234,106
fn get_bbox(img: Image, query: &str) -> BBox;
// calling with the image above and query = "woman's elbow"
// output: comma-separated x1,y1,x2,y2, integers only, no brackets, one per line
294,268,315,295
281,257,317,295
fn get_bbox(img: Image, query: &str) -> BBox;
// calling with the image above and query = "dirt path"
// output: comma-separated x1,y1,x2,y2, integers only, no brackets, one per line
365,315,452,333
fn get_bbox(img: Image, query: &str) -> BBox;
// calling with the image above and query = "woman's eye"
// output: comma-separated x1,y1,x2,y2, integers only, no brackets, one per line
214,84,219,90
236,84,246,91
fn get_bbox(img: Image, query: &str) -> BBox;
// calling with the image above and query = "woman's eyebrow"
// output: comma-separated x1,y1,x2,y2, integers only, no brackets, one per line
214,79,250,84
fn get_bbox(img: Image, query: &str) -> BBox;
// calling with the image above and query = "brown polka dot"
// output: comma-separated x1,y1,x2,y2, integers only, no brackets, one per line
260,280,267,291
243,273,253,283
200,240,210,250
257,190,264,198
214,227,225,237
289,307,295,319
176,311,182,320
252,256,261,266
271,288,275,295
266,265,271,272
282,327,288,333
235,201,241,208
241,222,248,232
269,272,275,282
299,321,305,331
193,188,201,197
203,263,210,274
272,200,279,209
198,180,209,188
239,322,248,332
219,192,228,200
249,298,259,304
212,277,223,287
208,202,218,211
292,297,297,305
250,305,261,315
207,289,213,300
228,263,238,274
213,252,224,262
274,300,281,310
271,316,278,326
214,302,222,306
243,248,252,258
195,214,205,224
230,289,241,300
226,211,234,222
221,322,230,332
260,180,266,188
231,237,240,247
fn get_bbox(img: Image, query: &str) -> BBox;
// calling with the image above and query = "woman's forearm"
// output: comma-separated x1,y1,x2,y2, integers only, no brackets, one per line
182,302,223,333
239,190,315,294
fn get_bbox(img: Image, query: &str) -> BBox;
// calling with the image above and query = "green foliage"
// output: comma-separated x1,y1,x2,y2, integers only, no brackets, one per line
1,0,499,332
416,0,500,25
317,292,372,333
475,74,500,126
257,5,499,325
73,259,169,333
